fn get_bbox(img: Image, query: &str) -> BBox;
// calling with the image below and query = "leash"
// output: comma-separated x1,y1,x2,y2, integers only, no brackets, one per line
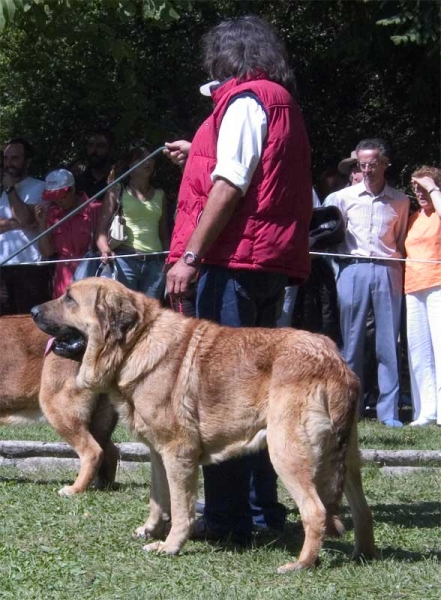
0,145,167,266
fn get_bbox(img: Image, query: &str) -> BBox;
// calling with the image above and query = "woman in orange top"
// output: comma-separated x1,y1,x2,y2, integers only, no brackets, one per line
405,166,441,426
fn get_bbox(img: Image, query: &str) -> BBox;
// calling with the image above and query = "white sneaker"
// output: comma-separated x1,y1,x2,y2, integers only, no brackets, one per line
409,417,436,427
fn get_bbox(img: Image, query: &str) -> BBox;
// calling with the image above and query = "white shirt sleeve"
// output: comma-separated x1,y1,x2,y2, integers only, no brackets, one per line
211,95,268,195
312,188,321,208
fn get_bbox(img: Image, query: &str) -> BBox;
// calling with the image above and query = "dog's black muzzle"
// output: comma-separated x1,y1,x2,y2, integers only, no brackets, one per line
31,304,87,359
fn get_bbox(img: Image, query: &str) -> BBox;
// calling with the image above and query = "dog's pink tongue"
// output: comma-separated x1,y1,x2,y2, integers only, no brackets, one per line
44,337,56,357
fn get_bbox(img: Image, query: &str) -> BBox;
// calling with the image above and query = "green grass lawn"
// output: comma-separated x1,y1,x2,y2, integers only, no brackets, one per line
0,461,440,600
1,420,440,599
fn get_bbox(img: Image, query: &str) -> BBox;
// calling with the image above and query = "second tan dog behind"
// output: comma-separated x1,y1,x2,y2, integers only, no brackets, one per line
32,278,375,573
0,315,118,495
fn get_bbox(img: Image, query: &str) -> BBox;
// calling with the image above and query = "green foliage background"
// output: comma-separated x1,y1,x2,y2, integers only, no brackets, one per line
0,0,439,196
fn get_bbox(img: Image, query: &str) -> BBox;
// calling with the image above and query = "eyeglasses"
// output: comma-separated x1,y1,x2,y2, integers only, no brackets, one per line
357,161,381,171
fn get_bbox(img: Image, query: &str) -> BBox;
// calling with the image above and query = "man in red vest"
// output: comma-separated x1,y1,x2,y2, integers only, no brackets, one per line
165,15,312,544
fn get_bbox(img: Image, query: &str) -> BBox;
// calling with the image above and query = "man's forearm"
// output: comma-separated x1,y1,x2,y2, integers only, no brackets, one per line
185,178,242,256
0,217,20,234
7,190,36,227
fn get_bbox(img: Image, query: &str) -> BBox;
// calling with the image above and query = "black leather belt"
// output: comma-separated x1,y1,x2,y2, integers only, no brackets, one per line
344,257,388,265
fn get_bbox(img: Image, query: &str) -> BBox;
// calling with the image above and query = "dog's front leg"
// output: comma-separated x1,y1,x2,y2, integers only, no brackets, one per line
143,451,199,555
134,448,171,540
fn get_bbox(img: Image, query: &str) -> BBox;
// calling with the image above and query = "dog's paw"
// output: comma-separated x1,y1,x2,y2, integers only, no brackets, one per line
277,559,318,574
58,485,79,497
142,541,180,555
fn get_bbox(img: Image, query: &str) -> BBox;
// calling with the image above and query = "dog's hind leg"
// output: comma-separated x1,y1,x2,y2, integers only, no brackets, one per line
143,449,199,555
344,425,376,560
267,416,327,573
314,456,346,539
312,418,348,539
135,448,171,541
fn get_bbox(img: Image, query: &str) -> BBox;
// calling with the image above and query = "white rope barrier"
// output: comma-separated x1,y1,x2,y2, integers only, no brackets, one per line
310,251,441,265
3,250,169,267
2,250,441,268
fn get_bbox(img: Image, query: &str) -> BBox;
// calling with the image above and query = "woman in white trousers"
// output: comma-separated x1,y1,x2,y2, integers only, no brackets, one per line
405,167,441,426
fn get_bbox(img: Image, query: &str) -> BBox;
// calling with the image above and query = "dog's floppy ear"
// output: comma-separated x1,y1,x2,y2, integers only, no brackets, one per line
77,286,139,391
96,288,139,343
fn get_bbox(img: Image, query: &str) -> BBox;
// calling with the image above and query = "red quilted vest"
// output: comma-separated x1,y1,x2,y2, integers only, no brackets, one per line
168,76,312,279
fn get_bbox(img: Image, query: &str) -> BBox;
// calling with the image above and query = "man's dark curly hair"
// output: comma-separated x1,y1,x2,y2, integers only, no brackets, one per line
202,15,296,94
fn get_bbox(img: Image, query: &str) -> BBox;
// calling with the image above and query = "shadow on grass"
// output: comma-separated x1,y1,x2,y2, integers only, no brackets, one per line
332,501,441,531
202,499,441,564
250,519,441,567
370,501,441,529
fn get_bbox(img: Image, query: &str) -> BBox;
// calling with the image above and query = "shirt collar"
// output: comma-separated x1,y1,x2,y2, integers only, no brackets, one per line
357,180,391,199
199,80,221,97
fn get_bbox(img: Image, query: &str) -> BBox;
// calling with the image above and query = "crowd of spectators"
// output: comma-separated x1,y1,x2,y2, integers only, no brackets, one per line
1,128,440,435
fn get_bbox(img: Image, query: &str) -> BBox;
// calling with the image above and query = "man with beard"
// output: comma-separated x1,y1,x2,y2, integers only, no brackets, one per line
0,137,52,314
71,129,114,200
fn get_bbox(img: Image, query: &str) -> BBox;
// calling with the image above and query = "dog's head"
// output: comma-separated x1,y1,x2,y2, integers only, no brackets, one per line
31,278,158,391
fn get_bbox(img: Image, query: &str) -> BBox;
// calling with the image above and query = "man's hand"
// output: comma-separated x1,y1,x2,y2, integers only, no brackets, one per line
164,140,191,168
166,258,199,297
34,203,49,230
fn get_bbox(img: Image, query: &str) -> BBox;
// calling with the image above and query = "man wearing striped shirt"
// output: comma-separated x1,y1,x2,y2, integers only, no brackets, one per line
324,138,409,427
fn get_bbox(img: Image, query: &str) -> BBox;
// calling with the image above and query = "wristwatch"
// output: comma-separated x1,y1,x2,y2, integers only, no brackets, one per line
5,185,15,194
183,251,200,267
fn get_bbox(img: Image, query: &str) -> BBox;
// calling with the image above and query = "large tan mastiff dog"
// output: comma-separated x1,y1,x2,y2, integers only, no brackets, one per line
0,315,118,495
31,278,375,573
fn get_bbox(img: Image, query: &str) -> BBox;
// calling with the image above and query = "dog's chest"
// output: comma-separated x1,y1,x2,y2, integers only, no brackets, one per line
108,389,170,447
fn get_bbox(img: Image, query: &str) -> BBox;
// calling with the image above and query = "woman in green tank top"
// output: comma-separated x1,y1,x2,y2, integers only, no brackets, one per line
96,140,169,299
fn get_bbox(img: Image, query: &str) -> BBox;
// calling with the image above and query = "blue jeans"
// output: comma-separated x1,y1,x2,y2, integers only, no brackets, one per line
196,265,288,537
115,252,165,300
276,285,298,327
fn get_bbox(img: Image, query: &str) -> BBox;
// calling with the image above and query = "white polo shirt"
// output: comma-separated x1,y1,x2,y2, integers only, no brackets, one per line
0,176,45,264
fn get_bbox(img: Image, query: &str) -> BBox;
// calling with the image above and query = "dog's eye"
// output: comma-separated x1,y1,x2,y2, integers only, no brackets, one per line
65,292,76,305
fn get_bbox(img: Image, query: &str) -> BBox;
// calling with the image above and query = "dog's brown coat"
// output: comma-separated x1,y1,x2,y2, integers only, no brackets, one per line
0,315,118,495
32,278,375,572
